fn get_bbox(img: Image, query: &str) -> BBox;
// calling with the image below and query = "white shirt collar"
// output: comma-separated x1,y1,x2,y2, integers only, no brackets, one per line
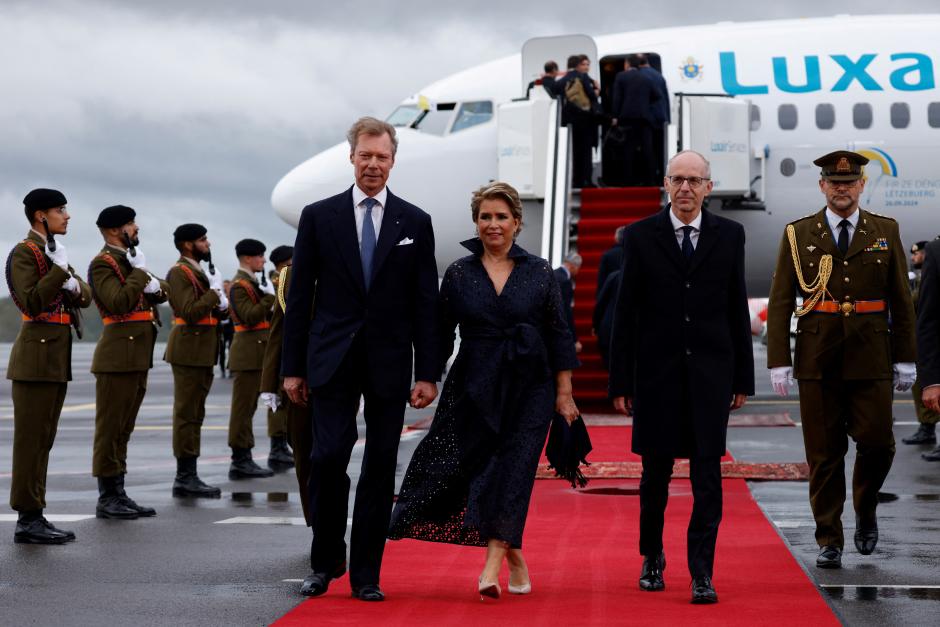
825,207,859,232
669,208,702,232
352,185,387,209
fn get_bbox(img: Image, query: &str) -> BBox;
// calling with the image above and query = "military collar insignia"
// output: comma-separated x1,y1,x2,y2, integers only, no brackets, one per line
806,245,817,252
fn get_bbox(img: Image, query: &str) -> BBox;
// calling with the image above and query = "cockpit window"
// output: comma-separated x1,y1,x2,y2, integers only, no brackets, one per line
452,101,494,133
413,105,454,136
386,105,421,127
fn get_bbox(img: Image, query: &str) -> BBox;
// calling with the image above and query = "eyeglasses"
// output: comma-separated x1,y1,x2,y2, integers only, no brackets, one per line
667,176,710,189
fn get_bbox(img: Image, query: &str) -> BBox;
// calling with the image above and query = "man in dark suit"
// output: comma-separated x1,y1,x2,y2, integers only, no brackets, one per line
637,54,670,181
555,54,600,188
596,226,626,296
554,252,582,352
281,117,440,602
609,150,754,604
612,55,661,186
918,238,940,454
526,60,560,98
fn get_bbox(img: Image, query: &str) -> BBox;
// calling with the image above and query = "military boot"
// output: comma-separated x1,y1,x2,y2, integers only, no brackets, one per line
268,436,295,469
172,456,222,498
14,510,76,544
96,477,139,520
229,448,275,480
116,475,156,517
902,423,936,444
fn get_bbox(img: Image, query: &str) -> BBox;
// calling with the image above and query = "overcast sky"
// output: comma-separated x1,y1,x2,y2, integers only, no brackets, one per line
1,0,936,297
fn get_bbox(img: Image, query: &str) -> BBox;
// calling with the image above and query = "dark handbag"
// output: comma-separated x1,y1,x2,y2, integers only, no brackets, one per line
545,414,592,488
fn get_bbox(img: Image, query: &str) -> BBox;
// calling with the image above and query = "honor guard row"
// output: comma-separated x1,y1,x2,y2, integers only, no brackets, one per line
5,188,304,544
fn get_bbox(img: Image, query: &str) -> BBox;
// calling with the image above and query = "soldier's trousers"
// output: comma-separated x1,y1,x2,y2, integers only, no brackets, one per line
798,378,895,548
267,405,289,439
286,396,313,525
93,371,148,477
10,381,67,512
913,379,940,426
172,365,214,458
229,369,261,449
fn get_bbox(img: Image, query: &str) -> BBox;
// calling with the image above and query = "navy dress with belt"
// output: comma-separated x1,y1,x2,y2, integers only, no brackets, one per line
388,238,579,548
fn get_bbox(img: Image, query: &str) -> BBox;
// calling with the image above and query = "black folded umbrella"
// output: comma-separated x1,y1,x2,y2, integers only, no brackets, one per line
545,414,593,488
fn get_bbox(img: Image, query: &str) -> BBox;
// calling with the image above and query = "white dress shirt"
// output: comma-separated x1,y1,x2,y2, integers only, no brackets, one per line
825,207,859,246
352,185,387,246
669,209,702,250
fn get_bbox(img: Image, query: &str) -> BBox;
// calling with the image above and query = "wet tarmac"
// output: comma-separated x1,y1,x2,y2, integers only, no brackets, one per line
0,341,938,625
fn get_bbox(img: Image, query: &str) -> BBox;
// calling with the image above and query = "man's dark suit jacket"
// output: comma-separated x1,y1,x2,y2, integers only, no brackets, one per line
554,266,578,343
612,69,660,126
596,244,624,296
609,206,754,457
280,186,439,399
918,239,940,388
639,66,670,125
555,70,599,130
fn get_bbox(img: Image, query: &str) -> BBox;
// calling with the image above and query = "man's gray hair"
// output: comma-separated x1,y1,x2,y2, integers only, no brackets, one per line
564,252,583,268
666,150,711,178
347,116,398,155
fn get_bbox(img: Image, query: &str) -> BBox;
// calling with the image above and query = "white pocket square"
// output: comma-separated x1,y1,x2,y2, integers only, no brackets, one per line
396,237,414,246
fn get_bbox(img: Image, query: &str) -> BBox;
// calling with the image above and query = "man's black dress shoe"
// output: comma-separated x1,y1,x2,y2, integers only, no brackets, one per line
902,424,936,445
691,576,718,604
639,552,666,591
854,517,878,555
14,515,75,545
351,584,385,602
300,562,347,597
922,445,940,462
816,545,842,569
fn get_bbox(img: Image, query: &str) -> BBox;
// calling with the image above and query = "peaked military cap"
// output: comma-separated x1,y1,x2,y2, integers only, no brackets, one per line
911,241,929,254
23,188,67,211
96,205,136,228
269,245,293,266
173,223,207,243
235,238,266,257
813,150,869,182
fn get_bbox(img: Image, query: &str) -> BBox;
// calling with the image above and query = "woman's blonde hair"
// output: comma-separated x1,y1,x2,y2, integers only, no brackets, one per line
470,182,523,236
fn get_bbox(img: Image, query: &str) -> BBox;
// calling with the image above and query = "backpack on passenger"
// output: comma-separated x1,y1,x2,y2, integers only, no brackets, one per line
564,77,592,112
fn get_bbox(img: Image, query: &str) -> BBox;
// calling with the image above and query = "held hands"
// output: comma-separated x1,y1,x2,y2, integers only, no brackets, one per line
556,391,579,425
283,376,308,407
893,363,916,392
410,381,438,409
613,396,632,416
45,241,68,269
259,392,281,411
127,247,147,270
770,366,794,397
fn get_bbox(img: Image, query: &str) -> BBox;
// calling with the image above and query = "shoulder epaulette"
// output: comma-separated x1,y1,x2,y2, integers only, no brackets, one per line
789,214,816,226
864,210,897,222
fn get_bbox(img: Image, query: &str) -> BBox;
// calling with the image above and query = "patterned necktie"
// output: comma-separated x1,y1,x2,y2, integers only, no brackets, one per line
360,197,378,289
681,225,695,259
837,219,850,255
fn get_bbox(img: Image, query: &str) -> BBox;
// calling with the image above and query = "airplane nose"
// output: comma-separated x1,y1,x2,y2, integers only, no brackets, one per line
271,141,352,227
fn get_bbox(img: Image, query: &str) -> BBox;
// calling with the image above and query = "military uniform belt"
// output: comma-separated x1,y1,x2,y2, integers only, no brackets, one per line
810,299,886,316
234,321,271,332
103,310,154,325
22,311,71,325
173,315,218,326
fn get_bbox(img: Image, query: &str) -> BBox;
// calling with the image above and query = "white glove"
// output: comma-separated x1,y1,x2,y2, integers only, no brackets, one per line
259,392,280,411
45,241,68,269
260,276,275,296
771,366,795,397
206,266,224,291
143,275,161,294
893,362,916,392
215,289,229,311
126,246,147,270
62,275,80,295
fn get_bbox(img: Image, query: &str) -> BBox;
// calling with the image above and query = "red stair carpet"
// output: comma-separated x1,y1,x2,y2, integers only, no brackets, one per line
573,187,662,409
274,427,837,626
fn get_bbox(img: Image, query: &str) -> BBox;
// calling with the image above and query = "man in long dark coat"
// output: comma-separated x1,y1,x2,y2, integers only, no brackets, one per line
609,150,754,604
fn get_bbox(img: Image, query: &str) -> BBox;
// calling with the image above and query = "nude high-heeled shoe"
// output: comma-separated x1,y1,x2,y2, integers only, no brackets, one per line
508,580,532,595
478,576,501,600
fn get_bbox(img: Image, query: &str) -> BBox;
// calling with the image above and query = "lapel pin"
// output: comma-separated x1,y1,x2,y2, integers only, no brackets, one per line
807,245,816,252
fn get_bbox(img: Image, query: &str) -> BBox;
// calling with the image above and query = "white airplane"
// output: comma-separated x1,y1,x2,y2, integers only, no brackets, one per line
271,14,940,297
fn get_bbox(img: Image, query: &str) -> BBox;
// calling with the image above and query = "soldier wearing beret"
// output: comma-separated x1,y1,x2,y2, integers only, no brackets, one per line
261,262,314,526
165,223,228,497
902,240,940,452
766,151,917,569
6,188,91,544
88,205,169,519
226,238,277,479
261,245,296,469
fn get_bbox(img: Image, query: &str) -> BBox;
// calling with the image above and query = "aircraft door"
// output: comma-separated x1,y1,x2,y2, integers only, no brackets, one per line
521,35,598,95
677,94,752,197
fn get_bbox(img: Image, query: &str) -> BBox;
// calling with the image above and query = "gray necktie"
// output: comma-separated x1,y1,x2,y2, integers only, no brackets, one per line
360,198,378,289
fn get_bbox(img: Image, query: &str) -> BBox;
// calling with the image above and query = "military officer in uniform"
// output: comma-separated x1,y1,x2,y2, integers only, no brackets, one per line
262,244,296,470
6,188,91,543
88,205,169,519
226,238,277,479
902,240,940,450
260,261,314,526
766,151,917,569
165,223,228,497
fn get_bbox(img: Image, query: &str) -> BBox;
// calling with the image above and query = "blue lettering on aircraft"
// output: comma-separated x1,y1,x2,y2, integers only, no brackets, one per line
719,51,936,94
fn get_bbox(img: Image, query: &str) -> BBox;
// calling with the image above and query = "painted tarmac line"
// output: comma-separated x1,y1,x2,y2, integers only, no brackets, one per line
0,514,94,523
216,516,353,526
821,584,940,589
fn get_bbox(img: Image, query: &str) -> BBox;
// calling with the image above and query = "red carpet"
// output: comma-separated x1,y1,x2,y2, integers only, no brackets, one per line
274,424,835,626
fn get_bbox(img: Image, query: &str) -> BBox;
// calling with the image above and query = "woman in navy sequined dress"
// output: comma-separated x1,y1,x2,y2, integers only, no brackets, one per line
388,182,579,599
